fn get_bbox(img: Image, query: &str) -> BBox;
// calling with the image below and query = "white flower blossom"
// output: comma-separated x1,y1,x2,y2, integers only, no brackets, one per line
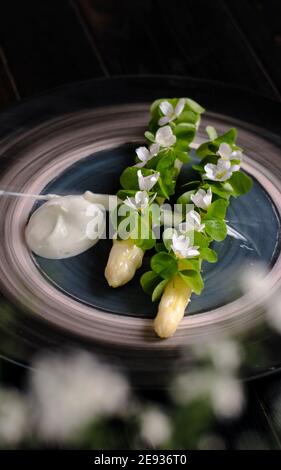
140,407,171,447
191,187,212,210
155,125,176,148
124,191,152,211
179,210,205,233
217,142,243,167
30,351,130,441
135,143,160,168
137,169,160,192
171,233,200,259
204,158,237,182
0,389,28,445
210,374,244,419
158,98,186,126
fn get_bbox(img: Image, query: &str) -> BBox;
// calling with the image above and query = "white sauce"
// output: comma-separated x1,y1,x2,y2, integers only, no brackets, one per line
25,191,106,259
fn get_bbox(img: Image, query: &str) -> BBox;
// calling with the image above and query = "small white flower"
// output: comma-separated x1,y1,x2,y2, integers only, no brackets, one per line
124,191,150,211
158,98,186,126
210,375,244,419
171,233,200,259
140,407,171,447
0,388,28,445
135,143,160,168
217,143,243,163
137,169,160,191
30,351,129,441
179,210,205,233
191,187,212,210
155,125,176,148
204,158,235,181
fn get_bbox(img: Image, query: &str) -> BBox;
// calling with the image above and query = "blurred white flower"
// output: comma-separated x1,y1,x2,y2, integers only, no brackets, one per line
241,264,281,333
210,374,244,419
190,188,212,210
241,263,270,295
140,407,171,447
30,351,130,441
265,295,281,333
155,126,176,147
204,159,237,182
201,339,242,373
0,388,28,445
171,233,200,259
135,144,160,168
137,170,160,192
217,143,243,167
158,99,185,126
179,210,205,233
171,339,244,420
171,371,213,405
197,433,226,450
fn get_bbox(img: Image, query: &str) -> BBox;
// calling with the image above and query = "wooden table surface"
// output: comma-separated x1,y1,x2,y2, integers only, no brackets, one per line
0,0,281,450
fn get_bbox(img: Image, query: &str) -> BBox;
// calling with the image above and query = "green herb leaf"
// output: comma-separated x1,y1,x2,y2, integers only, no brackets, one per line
155,242,166,253
205,219,227,241
194,232,210,248
132,215,156,250
200,247,218,263
120,167,139,190
173,123,196,149
185,98,205,114
177,190,195,205
179,270,204,295
116,189,137,200
178,258,201,272
140,271,161,295
205,199,228,220
206,126,217,140
151,252,178,279
152,279,169,302
144,131,155,142
228,171,253,196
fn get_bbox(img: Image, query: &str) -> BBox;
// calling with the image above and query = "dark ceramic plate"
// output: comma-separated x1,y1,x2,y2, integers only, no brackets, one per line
0,76,280,382
35,147,279,318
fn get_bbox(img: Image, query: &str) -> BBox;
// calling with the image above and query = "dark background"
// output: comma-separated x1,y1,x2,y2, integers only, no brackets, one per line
0,0,281,449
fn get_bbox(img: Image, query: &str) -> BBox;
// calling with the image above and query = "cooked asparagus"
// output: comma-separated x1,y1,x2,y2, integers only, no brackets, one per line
105,239,144,287
154,276,192,338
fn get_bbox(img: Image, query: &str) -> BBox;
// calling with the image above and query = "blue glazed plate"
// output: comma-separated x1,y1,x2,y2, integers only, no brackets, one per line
0,77,280,381
34,145,280,318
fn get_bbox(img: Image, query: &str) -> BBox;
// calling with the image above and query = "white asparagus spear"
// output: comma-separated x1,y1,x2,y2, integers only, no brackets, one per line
105,239,144,287
154,275,192,339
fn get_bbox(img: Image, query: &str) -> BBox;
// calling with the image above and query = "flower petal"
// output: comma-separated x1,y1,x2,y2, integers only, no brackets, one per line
158,115,171,126
191,188,212,210
136,146,150,162
218,143,232,160
149,143,160,156
137,170,160,191
155,126,176,147
186,247,200,258
135,190,149,208
175,98,186,117
124,197,137,211
159,101,173,116
232,150,243,160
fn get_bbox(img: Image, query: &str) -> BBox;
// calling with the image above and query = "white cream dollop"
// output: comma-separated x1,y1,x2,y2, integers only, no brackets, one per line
25,192,106,259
